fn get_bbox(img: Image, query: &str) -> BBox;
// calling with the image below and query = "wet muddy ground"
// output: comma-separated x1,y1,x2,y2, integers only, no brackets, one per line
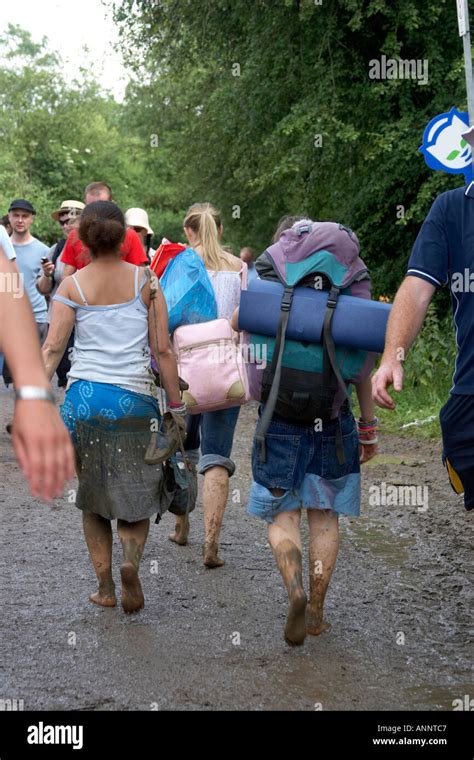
0,384,472,711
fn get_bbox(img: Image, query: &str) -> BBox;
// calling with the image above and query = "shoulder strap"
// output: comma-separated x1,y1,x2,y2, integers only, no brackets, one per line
323,287,349,466
53,294,79,310
52,239,66,267
323,287,349,402
134,265,139,296
254,286,294,462
71,274,88,306
138,271,149,293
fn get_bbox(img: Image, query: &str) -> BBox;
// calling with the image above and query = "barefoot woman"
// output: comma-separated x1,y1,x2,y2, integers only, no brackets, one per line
169,203,246,567
42,201,183,612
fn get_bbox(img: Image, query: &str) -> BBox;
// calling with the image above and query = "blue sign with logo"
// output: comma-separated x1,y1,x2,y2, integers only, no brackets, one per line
419,107,472,183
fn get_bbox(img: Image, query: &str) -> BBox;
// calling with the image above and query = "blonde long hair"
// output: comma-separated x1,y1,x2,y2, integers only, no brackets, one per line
184,203,236,271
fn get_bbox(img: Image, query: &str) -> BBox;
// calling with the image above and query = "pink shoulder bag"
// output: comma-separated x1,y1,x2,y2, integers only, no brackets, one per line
172,263,250,414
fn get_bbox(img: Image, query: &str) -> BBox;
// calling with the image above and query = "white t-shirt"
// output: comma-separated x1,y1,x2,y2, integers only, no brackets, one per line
0,225,16,260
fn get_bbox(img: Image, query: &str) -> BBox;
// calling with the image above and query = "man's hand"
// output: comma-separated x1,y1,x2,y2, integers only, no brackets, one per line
41,261,55,278
372,360,404,409
12,400,76,501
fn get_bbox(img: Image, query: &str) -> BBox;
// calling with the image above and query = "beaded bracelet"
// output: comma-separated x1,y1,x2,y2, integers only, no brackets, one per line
357,417,379,445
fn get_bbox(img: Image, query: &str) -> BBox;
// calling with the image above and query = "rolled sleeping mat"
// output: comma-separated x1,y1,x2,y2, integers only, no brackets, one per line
238,279,391,354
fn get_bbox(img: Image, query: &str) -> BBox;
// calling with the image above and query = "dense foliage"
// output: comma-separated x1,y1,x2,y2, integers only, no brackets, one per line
0,25,150,243
112,0,467,296
0,5,465,430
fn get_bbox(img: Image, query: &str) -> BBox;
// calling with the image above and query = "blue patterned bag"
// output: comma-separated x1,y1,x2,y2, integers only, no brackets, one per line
160,248,217,333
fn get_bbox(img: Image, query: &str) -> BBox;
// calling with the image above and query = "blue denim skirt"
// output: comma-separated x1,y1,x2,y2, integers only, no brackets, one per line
248,407,361,523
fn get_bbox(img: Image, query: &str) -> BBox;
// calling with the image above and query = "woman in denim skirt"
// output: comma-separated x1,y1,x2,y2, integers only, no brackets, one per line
232,215,379,646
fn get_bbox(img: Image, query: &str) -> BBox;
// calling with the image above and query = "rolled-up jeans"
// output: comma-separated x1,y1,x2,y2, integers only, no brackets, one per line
184,407,241,477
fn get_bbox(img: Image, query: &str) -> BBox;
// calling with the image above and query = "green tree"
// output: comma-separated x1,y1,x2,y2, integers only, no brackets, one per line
113,0,468,296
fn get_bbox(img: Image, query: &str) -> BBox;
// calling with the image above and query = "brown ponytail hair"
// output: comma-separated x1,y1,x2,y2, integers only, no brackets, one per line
79,201,125,256
184,203,235,271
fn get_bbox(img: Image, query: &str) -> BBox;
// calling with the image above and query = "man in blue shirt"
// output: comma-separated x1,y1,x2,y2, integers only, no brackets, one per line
3,200,49,387
9,199,49,332
372,179,474,511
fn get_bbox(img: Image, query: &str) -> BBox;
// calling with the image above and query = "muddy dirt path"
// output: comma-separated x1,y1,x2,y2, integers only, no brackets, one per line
0,385,471,711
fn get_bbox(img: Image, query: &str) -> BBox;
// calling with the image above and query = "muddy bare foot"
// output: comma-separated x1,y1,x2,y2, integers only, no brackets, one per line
89,589,116,607
203,542,225,568
307,607,331,636
120,562,144,613
168,517,189,546
284,589,307,646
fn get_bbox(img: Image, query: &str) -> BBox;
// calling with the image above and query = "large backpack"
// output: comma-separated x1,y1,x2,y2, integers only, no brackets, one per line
252,219,373,464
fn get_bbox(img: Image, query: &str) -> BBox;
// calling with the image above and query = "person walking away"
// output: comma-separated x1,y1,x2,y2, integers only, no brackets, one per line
42,201,184,613
169,203,247,568
232,215,379,646
61,182,148,278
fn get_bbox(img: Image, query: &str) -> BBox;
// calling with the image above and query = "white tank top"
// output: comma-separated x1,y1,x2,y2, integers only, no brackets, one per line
54,268,156,397
207,267,245,320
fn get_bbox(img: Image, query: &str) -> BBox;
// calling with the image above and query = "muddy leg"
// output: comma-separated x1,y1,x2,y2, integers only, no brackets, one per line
307,509,339,635
117,518,149,613
268,502,307,646
82,512,116,607
202,466,229,568
168,515,190,546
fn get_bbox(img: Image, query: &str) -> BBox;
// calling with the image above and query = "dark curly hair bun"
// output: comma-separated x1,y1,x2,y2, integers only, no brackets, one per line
79,201,125,254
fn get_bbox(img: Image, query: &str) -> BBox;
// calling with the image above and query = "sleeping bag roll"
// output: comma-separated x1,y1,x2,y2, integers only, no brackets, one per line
238,279,391,354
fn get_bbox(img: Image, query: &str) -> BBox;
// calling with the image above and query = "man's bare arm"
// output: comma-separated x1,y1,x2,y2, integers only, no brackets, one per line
372,276,436,409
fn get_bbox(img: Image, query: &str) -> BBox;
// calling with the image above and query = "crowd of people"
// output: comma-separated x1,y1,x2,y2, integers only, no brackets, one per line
0,175,470,647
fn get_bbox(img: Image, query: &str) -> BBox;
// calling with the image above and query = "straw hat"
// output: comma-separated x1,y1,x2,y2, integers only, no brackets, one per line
51,200,85,222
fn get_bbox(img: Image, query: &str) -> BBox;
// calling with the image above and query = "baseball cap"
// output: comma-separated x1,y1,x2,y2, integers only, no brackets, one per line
9,199,36,215
51,199,86,222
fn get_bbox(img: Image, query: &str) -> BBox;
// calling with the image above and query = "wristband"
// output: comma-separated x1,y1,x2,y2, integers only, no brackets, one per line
15,386,55,403
168,402,187,416
358,417,378,445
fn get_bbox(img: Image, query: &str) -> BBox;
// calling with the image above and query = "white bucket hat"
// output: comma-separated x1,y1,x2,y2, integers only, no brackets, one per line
125,208,154,235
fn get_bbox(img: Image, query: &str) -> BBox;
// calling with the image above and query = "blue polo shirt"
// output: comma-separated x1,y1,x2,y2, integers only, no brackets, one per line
406,182,474,395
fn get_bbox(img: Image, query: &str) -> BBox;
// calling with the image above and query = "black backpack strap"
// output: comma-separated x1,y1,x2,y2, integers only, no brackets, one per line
52,238,66,266
323,287,349,466
51,239,67,286
255,285,294,462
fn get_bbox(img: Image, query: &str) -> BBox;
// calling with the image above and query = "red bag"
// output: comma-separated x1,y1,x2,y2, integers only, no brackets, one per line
150,239,186,278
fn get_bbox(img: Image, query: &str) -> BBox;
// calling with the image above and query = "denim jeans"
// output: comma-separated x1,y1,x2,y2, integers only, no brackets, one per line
248,407,361,522
184,406,241,476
